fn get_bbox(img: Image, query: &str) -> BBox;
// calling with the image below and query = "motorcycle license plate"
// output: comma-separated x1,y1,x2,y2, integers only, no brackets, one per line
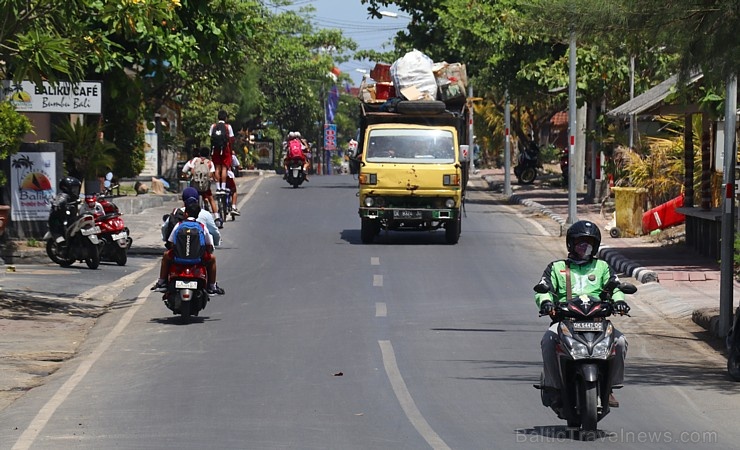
81,226,101,236
393,210,422,219
112,231,127,241
572,322,603,332
175,280,198,289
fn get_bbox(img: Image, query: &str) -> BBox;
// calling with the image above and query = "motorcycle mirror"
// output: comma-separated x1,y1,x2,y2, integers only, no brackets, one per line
162,214,169,222
603,280,619,292
533,282,549,294
618,283,637,295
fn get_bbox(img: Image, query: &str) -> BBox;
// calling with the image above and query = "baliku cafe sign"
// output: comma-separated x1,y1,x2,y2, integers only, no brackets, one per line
2,80,102,114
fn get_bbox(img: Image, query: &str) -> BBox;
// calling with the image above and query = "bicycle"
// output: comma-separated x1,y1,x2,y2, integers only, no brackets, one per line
213,189,229,228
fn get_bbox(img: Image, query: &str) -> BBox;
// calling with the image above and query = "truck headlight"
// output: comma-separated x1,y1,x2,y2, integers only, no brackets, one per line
364,197,375,207
444,198,455,208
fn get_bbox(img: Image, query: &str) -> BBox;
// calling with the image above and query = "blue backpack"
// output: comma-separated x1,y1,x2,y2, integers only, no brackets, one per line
172,220,206,264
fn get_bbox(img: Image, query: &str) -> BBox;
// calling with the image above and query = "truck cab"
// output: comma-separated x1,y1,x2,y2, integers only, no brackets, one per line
356,100,469,244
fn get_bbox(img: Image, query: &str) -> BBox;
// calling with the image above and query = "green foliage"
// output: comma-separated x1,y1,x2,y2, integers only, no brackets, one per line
0,100,33,185
54,118,117,181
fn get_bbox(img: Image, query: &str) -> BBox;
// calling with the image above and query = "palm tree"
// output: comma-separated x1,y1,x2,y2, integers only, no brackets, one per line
55,118,117,192
10,154,33,191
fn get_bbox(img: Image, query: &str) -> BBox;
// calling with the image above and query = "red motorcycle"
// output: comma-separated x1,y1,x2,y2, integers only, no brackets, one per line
161,262,210,321
96,197,132,266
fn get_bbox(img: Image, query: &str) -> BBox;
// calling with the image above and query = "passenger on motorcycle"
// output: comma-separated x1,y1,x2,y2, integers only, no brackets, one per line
534,220,630,408
79,193,105,217
153,189,224,295
160,187,220,248
283,131,309,181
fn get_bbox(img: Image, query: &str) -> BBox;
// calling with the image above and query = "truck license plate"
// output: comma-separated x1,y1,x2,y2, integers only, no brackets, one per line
393,210,422,219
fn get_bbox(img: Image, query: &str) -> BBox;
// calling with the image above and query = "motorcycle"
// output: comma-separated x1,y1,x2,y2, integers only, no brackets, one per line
95,197,132,266
533,280,637,435
514,142,541,185
285,158,306,188
160,261,210,322
44,194,102,269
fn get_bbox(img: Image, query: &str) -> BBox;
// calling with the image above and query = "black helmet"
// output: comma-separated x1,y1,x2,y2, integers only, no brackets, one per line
59,176,82,199
566,220,601,257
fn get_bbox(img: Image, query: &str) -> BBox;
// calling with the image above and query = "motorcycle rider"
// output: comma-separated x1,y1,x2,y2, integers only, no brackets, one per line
160,187,221,248
153,188,224,295
535,220,630,408
55,176,82,213
283,131,309,181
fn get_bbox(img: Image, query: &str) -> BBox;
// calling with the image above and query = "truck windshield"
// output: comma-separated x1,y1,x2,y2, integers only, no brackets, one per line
366,129,455,164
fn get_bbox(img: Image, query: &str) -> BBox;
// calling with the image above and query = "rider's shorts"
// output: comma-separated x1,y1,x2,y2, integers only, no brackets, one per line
211,149,232,167
225,177,236,193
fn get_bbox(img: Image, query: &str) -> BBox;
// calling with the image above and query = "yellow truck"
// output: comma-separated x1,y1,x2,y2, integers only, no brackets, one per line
355,100,469,244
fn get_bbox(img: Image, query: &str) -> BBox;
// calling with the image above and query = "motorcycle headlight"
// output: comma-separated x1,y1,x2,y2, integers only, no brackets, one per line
591,339,613,358
564,336,590,359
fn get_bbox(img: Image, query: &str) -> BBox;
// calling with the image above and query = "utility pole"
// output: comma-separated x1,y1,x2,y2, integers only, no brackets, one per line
504,90,512,196
468,85,475,175
719,74,738,337
567,29,578,224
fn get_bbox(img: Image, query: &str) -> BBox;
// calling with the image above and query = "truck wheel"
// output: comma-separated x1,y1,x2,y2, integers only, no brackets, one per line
395,100,446,115
361,219,377,244
445,215,461,244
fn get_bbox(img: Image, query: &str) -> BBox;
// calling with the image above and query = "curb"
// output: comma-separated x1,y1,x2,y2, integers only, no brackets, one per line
507,193,659,284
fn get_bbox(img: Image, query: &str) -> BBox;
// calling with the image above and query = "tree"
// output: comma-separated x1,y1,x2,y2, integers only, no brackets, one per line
0,101,33,186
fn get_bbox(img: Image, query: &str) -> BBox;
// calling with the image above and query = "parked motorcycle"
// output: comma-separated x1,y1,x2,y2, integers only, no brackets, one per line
160,262,210,322
44,191,102,269
285,158,306,188
514,142,541,184
533,280,637,435
95,197,132,266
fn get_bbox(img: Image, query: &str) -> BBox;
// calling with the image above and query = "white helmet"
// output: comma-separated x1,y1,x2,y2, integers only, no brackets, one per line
288,132,296,139
295,131,302,138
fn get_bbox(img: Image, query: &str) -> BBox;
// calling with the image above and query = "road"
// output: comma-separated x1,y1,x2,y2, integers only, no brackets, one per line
0,175,737,449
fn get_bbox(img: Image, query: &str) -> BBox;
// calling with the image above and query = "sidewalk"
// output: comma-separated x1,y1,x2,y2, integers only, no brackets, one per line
472,167,736,339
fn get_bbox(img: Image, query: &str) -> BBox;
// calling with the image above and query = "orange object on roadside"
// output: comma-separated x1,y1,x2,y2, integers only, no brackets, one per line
642,193,685,233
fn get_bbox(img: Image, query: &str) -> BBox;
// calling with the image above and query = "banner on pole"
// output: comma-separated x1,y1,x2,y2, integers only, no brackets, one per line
324,124,337,151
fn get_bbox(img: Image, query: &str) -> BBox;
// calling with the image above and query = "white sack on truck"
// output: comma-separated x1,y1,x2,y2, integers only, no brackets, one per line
390,50,438,101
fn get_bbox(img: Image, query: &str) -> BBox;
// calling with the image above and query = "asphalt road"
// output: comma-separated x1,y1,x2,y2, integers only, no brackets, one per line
0,175,737,449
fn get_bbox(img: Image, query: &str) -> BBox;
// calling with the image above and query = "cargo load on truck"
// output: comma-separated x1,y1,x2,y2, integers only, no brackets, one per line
354,52,471,245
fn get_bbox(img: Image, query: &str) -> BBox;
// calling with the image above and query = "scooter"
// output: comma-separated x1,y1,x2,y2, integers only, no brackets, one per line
44,194,102,269
160,262,210,322
533,280,637,436
514,142,540,184
285,158,306,188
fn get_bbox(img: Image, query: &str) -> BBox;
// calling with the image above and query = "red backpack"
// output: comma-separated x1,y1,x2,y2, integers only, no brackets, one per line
288,139,303,159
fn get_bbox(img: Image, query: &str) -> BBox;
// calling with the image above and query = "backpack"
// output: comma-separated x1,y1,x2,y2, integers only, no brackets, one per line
172,220,207,265
190,158,211,192
288,139,303,159
162,207,186,243
211,122,229,155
